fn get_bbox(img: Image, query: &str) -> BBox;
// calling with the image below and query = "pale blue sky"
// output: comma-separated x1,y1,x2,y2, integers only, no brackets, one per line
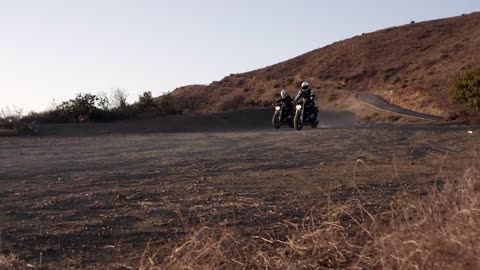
1,0,479,112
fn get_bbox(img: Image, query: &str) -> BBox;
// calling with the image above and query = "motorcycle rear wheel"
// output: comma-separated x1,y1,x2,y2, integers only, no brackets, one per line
311,114,319,128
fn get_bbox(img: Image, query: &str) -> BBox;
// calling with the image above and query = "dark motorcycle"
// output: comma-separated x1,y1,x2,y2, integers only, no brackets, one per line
294,100,319,130
272,104,294,129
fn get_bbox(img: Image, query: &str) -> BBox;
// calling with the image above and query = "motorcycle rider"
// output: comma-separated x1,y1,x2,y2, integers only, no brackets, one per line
274,89,295,127
275,89,294,112
295,81,318,117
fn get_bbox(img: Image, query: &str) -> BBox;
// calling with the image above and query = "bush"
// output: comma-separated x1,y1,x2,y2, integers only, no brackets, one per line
449,67,480,113
56,93,98,121
0,107,22,130
157,93,179,114
110,105,140,121
137,91,156,112
96,91,111,110
45,92,134,123
19,89,187,125
112,88,129,109
88,108,114,122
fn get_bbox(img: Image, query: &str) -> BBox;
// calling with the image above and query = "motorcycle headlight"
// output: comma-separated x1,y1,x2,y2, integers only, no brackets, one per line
296,105,302,110
275,106,281,111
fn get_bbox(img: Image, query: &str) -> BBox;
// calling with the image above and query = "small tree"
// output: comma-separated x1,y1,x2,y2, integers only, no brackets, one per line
112,88,129,109
138,91,156,111
0,106,23,130
449,67,480,113
56,93,98,121
0,106,23,121
96,91,111,111
158,93,176,114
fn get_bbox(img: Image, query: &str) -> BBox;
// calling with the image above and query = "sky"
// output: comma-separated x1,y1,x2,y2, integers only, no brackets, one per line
1,0,479,112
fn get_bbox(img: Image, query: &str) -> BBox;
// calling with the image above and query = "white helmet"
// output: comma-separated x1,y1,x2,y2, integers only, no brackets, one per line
301,81,310,90
281,89,288,98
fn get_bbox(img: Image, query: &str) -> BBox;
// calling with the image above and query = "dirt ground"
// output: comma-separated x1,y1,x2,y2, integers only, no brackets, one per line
0,109,477,269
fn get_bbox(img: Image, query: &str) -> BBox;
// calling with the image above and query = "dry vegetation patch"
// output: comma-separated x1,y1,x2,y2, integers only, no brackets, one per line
137,169,480,269
0,255,26,270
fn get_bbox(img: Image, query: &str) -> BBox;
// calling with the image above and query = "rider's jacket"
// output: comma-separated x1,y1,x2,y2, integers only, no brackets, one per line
295,89,315,103
295,89,318,116
276,95,294,109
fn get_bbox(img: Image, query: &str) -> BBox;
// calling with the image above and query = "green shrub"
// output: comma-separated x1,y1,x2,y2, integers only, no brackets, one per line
137,91,156,111
22,90,186,124
449,67,480,113
157,93,180,114
56,93,99,121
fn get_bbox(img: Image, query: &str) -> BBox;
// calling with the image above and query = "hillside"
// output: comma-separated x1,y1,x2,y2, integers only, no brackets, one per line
171,12,480,120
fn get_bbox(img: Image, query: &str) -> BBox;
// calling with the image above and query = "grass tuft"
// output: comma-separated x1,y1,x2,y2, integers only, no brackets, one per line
0,255,27,270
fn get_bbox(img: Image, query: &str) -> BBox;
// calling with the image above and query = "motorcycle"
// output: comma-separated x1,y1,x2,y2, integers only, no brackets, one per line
294,100,319,130
272,104,294,129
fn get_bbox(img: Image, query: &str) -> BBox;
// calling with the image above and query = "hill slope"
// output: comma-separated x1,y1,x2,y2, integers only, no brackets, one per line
171,12,480,120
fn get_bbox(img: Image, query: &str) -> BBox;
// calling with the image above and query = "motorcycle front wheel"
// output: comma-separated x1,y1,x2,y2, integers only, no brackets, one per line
294,112,303,131
272,113,281,129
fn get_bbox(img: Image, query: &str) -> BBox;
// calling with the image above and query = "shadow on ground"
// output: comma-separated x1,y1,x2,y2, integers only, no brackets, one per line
36,108,357,136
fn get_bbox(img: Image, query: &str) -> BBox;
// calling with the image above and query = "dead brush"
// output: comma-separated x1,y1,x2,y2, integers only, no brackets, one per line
0,255,26,270
139,226,253,270
362,168,480,269
141,200,377,269
255,200,376,270
137,167,480,269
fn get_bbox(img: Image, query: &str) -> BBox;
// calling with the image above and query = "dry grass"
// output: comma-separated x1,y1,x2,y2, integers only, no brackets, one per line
0,255,26,270
138,167,480,270
5,167,478,269
364,168,480,269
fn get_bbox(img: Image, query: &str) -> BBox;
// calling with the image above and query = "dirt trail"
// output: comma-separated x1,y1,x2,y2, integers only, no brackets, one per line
0,114,476,268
